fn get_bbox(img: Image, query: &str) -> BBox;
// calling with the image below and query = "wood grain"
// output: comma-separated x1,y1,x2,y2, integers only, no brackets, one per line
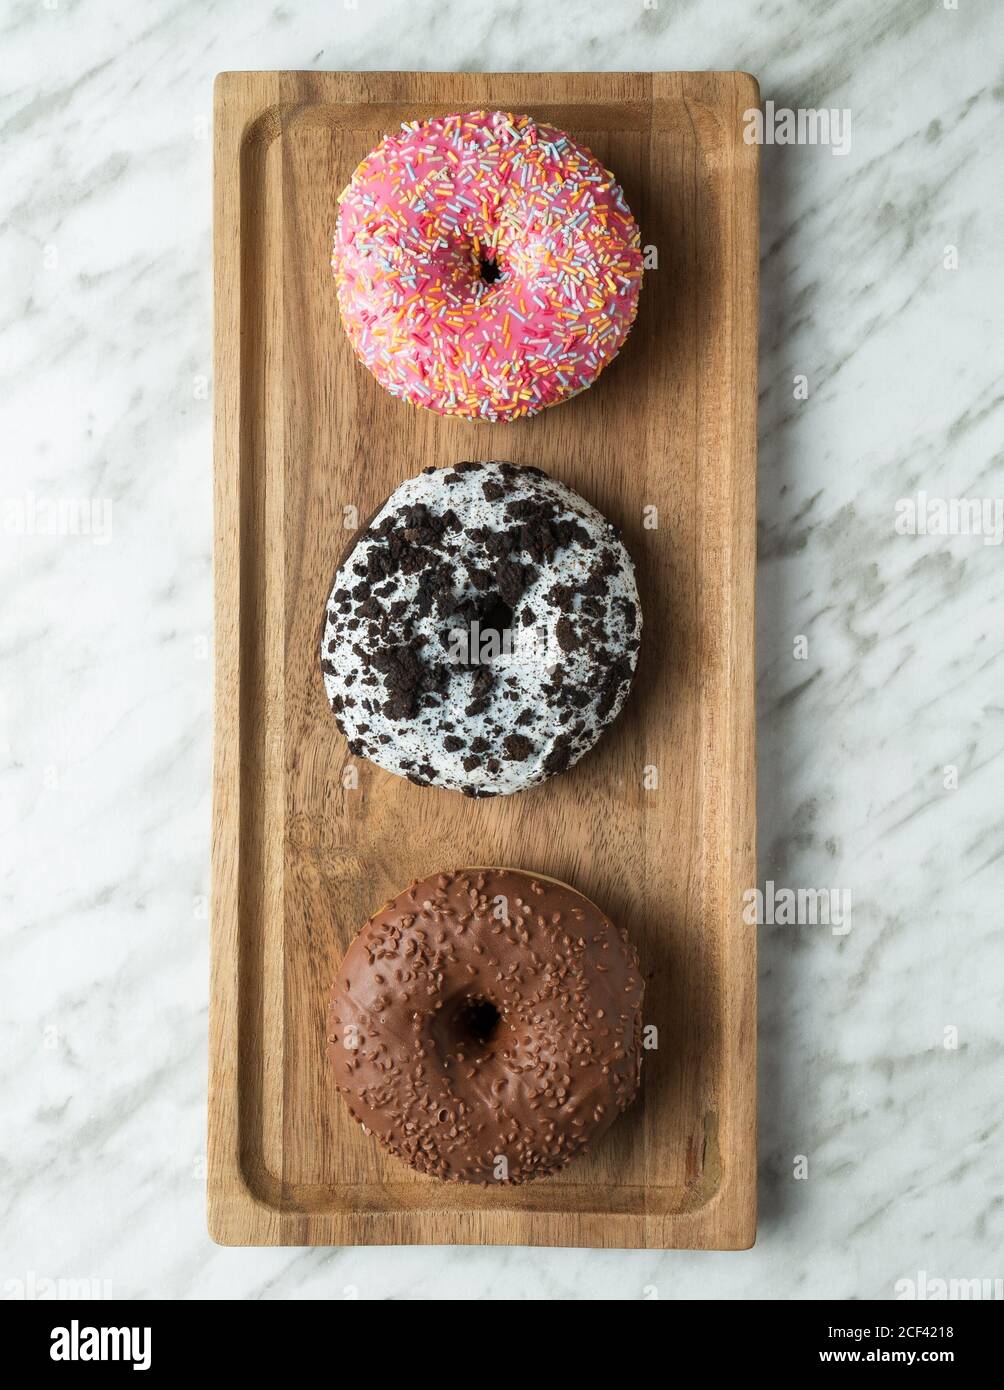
210,70,759,1249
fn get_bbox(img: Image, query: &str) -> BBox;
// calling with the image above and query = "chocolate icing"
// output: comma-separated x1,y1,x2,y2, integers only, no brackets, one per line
327,867,645,1184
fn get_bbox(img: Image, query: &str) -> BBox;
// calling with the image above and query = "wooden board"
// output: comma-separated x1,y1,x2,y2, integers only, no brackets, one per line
210,70,759,1249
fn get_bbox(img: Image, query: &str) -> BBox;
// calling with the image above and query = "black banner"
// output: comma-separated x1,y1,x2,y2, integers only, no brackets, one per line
3,1297,996,1373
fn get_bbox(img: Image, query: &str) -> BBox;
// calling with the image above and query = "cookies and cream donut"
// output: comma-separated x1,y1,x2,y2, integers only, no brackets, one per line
320,461,642,797
327,867,645,1184
331,110,644,421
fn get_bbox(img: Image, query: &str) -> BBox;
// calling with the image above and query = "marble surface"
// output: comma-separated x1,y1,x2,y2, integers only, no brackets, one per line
2,0,1002,1300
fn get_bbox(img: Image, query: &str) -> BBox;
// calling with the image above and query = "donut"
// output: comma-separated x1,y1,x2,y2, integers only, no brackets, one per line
331,110,644,421
320,461,642,797
327,867,645,1184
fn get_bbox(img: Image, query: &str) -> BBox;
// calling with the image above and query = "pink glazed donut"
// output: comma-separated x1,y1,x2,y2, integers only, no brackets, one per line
331,110,644,422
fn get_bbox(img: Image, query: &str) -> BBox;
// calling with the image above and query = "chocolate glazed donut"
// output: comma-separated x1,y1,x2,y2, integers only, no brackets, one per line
327,867,645,1184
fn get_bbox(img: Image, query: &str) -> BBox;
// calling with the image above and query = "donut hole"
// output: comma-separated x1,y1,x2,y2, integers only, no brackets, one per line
477,595,514,651
478,255,504,285
454,996,502,1050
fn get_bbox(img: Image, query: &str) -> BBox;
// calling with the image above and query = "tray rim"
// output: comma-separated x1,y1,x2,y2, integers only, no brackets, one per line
209,68,760,1251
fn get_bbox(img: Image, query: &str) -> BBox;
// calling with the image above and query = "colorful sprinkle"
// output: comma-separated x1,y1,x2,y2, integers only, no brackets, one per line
331,110,644,422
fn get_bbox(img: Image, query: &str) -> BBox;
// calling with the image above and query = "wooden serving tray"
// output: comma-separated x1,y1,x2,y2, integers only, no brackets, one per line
210,70,759,1249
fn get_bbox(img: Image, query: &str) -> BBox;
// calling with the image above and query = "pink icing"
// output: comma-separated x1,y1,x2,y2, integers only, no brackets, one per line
332,110,644,422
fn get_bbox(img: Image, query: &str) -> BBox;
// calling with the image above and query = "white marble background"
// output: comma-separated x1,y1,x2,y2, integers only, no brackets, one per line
2,0,1002,1300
